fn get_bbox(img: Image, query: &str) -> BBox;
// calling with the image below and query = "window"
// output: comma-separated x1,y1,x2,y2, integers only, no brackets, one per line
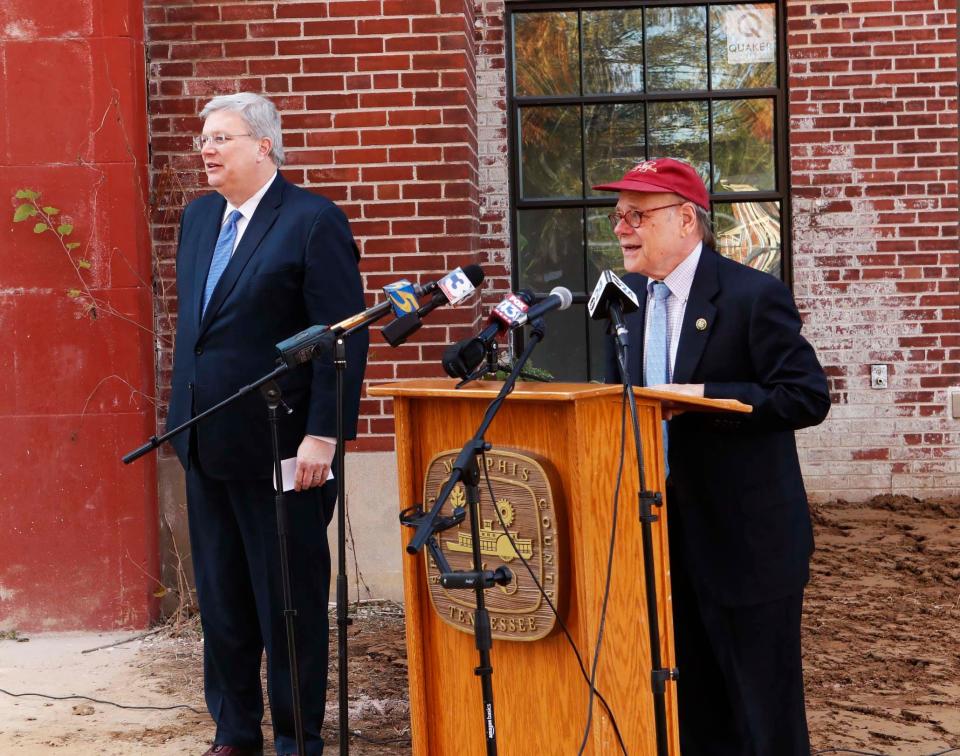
507,2,787,381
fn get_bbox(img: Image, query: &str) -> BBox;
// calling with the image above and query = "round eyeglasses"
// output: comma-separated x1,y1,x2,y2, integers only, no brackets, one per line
606,202,685,231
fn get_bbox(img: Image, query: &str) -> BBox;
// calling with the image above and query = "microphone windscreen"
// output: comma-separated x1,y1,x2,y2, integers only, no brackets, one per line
442,338,486,379
462,263,484,287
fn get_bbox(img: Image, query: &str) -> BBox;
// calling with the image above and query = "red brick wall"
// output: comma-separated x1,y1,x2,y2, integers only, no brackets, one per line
146,1,960,497
787,0,959,496
146,0,499,452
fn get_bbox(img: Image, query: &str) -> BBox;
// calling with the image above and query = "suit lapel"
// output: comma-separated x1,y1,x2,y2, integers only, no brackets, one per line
672,247,719,384
198,175,285,336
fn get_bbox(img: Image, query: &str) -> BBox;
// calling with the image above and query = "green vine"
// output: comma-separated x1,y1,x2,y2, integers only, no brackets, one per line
12,188,97,318
11,187,174,344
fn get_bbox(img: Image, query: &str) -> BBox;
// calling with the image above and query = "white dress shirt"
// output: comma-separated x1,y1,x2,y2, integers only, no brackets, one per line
643,241,703,381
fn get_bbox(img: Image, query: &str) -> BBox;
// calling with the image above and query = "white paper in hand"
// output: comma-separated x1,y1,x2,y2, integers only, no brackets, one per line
273,457,334,492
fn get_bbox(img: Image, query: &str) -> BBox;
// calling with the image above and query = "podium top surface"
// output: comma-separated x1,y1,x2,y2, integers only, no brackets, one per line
368,378,751,414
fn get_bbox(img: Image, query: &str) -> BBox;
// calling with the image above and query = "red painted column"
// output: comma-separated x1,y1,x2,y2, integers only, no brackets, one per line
0,0,158,629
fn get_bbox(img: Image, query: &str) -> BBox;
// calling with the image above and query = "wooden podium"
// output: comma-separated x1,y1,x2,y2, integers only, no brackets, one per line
368,379,749,755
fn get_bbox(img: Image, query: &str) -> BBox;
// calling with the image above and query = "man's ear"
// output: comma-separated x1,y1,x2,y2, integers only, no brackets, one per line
679,201,698,236
256,137,272,161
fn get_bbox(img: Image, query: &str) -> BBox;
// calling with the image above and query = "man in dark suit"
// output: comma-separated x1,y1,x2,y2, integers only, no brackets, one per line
595,158,830,755
166,93,368,756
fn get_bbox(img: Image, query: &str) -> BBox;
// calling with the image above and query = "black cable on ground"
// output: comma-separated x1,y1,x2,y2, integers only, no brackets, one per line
0,686,205,714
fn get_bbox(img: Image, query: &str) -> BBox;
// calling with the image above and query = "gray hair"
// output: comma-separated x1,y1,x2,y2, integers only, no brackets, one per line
200,93,285,166
694,205,715,248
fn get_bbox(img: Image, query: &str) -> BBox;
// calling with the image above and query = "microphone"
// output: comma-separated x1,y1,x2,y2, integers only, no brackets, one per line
441,286,573,379
382,264,485,347
587,270,639,321
276,278,422,368
442,290,534,379
516,285,574,326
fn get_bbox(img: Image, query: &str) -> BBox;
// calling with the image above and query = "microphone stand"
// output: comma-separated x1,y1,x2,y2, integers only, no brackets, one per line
607,303,675,756
262,380,308,756
400,317,548,756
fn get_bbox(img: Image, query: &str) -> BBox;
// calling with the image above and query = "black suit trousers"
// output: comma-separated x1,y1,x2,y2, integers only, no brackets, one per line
669,514,810,756
186,466,335,756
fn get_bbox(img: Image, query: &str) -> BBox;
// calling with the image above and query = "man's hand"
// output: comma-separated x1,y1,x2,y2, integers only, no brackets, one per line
648,382,705,420
294,436,335,491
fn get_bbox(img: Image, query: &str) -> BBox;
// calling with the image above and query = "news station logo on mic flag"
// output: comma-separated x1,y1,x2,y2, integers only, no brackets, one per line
384,280,418,316
437,267,477,305
491,293,530,328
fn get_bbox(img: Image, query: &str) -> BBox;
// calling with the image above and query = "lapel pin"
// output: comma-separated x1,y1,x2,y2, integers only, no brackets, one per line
695,318,708,331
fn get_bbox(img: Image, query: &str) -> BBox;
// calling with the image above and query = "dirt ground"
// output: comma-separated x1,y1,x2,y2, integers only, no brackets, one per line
1,495,958,754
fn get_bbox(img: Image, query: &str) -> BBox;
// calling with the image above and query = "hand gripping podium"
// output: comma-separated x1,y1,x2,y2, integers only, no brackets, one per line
368,379,750,755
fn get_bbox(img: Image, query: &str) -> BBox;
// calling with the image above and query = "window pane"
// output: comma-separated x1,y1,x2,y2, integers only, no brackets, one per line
645,6,708,92
647,101,710,184
710,4,777,90
513,12,580,97
519,106,583,199
712,98,775,192
517,208,585,294
585,103,646,198
583,9,645,94
517,208,587,381
586,207,625,281
714,201,781,277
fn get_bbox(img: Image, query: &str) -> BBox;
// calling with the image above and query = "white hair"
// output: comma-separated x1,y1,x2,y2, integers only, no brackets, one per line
200,92,285,166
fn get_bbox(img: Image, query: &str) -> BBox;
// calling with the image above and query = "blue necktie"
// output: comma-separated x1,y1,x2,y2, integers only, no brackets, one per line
202,209,243,316
645,281,671,475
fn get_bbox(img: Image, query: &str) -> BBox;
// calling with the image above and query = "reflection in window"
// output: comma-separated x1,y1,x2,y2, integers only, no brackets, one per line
583,9,645,94
517,208,588,380
645,6,708,91
714,201,781,276
585,103,646,197
710,4,777,90
513,12,580,96
713,98,775,191
519,106,583,199
648,101,710,184
517,208,585,293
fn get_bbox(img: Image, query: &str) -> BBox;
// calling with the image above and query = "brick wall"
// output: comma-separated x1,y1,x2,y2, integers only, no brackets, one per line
146,0,497,452
787,0,959,497
146,1,960,497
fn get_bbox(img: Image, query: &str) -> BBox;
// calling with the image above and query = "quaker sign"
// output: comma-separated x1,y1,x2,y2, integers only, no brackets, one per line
724,6,776,64
421,448,563,641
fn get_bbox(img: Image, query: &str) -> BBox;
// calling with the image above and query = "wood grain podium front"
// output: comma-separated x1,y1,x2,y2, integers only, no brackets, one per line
368,379,748,755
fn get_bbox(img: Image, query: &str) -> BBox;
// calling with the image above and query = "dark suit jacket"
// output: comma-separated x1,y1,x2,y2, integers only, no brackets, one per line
167,173,368,480
605,246,830,606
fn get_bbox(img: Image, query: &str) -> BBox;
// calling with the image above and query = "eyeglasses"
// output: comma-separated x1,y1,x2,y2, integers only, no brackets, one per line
606,202,685,231
193,133,253,151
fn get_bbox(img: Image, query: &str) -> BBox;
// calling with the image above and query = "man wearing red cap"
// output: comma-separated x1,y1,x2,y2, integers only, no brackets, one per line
595,158,830,755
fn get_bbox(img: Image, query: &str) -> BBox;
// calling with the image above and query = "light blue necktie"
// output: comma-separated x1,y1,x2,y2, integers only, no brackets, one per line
202,209,243,316
645,281,671,475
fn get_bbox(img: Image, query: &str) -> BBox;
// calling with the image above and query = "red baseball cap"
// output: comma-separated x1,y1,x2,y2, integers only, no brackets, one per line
592,158,710,211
